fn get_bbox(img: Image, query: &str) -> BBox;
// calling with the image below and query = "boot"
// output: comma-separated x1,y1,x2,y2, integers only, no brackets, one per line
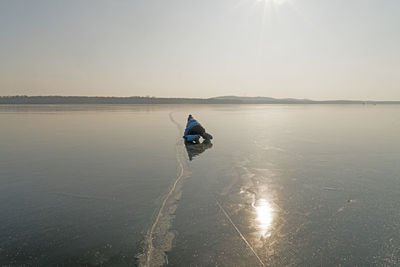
202,132,213,140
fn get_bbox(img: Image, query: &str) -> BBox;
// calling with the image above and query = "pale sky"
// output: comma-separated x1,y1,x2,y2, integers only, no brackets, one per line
1,0,399,100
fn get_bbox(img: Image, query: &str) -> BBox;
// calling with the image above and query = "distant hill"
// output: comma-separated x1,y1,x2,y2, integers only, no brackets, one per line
211,96,314,103
0,95,399,104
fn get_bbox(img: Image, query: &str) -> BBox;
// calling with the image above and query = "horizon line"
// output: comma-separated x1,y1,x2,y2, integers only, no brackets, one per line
2,95,400,102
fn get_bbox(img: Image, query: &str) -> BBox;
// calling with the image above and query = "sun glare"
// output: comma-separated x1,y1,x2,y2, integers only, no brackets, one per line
258,0,288,5
254,198,274,237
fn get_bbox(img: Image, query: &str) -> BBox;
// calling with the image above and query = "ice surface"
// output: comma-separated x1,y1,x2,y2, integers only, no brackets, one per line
1,104,400,266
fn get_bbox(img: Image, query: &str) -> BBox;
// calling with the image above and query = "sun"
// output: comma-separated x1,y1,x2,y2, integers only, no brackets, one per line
257,0,288,5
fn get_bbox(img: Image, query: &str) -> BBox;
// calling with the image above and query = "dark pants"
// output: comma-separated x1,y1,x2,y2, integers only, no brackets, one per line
188,125,205,136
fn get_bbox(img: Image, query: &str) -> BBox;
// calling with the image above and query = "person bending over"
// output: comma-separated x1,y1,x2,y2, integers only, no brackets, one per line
183,114,213,144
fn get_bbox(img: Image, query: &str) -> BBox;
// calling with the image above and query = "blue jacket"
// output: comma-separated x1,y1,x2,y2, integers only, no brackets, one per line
184,118,200,136
183,118,201,142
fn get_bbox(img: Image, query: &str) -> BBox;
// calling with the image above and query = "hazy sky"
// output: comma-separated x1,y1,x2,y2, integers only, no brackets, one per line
1,0,399,100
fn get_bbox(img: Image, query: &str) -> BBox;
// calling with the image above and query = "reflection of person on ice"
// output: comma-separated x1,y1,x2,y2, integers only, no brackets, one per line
185,139,213,160
183,115,213,144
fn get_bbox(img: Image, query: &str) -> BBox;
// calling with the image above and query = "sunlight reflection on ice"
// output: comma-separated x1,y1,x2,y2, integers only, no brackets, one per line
253,198,274,237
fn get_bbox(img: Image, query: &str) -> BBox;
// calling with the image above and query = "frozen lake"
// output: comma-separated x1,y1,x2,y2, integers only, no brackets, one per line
1,104,400,266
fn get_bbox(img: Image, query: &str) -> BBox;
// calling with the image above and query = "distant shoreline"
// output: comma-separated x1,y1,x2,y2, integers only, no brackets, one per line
1,96,399,104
